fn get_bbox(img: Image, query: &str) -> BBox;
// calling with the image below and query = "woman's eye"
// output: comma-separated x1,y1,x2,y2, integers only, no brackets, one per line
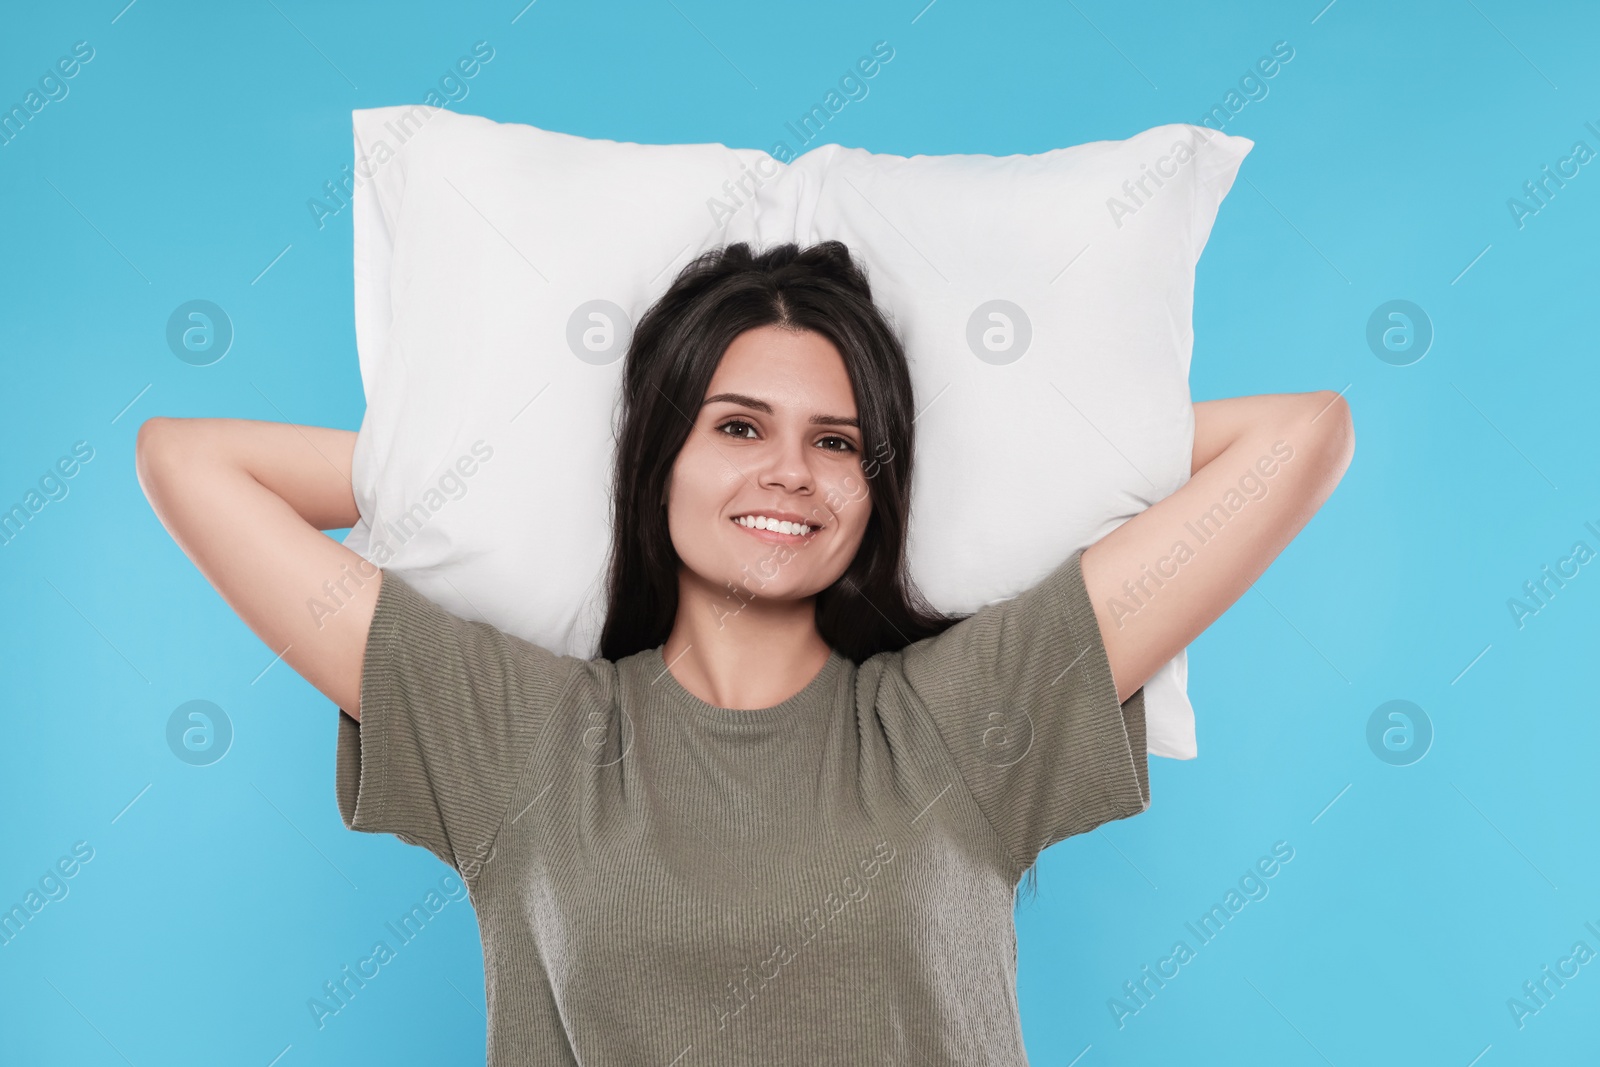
715,420,857,454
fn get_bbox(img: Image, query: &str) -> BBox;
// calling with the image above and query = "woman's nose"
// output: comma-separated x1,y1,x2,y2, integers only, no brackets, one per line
754,434,813,494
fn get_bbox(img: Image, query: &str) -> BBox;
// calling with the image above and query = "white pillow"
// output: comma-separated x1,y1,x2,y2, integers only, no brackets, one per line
758,130,1252,760
343,105,1252,761
344,103,770,664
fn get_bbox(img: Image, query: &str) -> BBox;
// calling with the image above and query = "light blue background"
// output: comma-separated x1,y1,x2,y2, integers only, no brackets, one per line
3,1,1597,1063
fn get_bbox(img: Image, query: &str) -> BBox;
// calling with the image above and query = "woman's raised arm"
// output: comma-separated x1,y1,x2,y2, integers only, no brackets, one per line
1082,390,1355,703
135,417,379,719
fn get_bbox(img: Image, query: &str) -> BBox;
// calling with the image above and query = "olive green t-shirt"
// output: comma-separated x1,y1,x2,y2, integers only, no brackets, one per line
335,547,1149,1065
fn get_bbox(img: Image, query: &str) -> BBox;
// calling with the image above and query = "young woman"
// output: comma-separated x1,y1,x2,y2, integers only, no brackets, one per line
137,241,1353,1064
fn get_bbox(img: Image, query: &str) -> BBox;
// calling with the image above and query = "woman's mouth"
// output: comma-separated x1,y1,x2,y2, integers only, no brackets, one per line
730,513,821,543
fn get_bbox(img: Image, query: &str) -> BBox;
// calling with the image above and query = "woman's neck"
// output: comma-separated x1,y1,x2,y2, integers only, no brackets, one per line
662,571,834,710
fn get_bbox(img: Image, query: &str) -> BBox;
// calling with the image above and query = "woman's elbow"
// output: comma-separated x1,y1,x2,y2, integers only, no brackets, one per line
1283,392,1355,508
135,416,172,482
1285,391,1354,470
1311,391,1355,470
135,416,199,496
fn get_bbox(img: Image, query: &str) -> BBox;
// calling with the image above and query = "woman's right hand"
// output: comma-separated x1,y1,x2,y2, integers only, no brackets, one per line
135,417,379,720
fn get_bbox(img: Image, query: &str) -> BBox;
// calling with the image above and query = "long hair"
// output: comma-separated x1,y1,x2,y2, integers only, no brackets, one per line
598,239,962,664
595,239,1045,902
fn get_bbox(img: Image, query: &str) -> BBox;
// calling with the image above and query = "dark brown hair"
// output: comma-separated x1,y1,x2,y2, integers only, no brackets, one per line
598,239,963,665
596,239,1045,901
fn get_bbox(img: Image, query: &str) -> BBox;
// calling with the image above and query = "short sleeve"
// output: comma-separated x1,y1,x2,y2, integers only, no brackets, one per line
889,547,1150,878
335,568,583,879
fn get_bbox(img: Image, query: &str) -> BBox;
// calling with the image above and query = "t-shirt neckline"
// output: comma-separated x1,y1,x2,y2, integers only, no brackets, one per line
646,645,845,722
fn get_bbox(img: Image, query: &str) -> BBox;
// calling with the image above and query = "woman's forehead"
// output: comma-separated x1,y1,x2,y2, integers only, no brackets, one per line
707,327,856,413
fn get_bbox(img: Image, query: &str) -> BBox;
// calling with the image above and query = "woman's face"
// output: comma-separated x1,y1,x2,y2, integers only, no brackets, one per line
667,324,870,608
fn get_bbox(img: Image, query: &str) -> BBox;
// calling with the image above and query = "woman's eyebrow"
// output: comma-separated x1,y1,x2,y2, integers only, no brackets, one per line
702,392,858,428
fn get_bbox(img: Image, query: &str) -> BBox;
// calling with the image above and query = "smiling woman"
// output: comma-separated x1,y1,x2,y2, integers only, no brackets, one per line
135,239,1349,1065
313,244,1161,1066
600,241,962,682
657,324,879,706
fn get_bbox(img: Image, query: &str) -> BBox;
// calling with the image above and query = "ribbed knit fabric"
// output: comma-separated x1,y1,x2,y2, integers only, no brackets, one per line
335,547,1149,1065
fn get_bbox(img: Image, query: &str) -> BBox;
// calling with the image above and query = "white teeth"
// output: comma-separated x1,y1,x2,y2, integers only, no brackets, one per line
735,514,813,535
